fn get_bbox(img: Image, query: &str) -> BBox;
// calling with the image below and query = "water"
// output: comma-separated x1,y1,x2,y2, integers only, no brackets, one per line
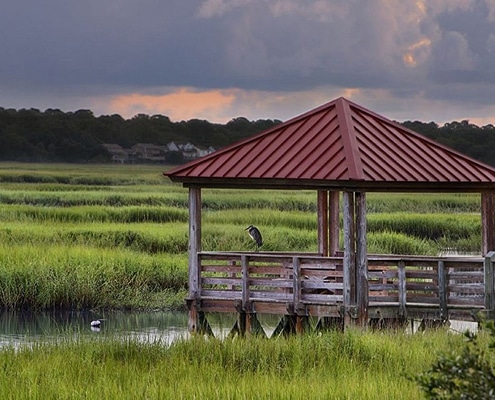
0,310,193,349
0,310,280,349
0,310,478,349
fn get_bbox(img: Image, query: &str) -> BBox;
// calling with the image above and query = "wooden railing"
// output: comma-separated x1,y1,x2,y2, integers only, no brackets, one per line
368,255,486,319
198,252,344,313
195,251,495,320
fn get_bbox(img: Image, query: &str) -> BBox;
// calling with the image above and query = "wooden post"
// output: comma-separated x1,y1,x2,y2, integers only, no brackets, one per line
481,192,495,256
241,255,250,310
398,260,406,318
329,191,340,256
187,187,202,333
293,257,301,313
292,257,307,334
484,251,495,319
343,192,355,326
317,191,329,256
355,192,368,327
438,260,447,321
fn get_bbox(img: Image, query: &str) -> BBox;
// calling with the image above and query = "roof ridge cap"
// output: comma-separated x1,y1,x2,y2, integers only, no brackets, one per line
336,98,364,180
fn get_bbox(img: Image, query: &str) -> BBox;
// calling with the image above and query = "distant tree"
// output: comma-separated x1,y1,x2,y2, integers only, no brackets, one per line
165,151,185,164
0,107,493,164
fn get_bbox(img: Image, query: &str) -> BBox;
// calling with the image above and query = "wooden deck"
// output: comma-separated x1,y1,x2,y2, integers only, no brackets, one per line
187,251,495,335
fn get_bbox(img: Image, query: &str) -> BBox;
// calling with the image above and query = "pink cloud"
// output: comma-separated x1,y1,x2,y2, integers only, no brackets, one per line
105,88,237,121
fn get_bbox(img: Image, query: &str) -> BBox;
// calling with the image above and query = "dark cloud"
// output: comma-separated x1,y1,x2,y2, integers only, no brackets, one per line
1,0,495,124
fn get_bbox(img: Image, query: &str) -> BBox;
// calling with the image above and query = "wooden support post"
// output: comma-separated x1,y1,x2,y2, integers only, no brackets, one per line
293,256,301,311
398,260,407,318
482,192,495,256
293,257,307,334
317,191,329,256
246,313,266,337
198,311,214,336
241,255,249,310
329,191,340,256
272,315,296,337
438,260,448,321
296,316,307,334
484,251,495,319
343,192,355,327
187,187,201,333
237,312,247,337
355,192,368,327
186,301,199,334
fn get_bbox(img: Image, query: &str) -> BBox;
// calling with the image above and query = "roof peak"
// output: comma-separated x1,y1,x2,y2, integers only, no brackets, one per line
165,97,495,191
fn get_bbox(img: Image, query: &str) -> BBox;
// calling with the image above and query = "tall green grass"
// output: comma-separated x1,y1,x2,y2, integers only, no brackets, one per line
0,162,486,310
0,244,187,310
0,204,188,223
367,213,481,253
0,329,476,399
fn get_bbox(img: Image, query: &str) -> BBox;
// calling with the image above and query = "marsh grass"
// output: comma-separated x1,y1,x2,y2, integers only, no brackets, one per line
0,163,488,398
0,244,187,309
0,162,485,310
0,204,188,223
0,329,475,399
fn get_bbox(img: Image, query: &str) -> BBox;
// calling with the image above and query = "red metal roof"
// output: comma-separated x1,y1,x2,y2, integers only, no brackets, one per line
165,97,495,191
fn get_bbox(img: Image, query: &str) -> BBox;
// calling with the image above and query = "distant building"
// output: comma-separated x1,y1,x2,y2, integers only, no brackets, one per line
102,144,129,164
102,142,215,164
131,143,167,163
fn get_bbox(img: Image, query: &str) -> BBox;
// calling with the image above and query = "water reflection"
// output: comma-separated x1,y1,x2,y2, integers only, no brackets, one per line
0,310,478,349
0,310,192,349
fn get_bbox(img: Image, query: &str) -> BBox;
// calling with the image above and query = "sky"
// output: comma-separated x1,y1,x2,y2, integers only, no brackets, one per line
2,0,495,126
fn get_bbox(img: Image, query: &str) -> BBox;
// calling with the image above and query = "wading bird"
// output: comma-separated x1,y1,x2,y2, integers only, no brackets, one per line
245,225,262,252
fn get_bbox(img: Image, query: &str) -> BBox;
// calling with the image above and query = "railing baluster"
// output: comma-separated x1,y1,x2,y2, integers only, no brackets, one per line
398,260,406,317
293,257,301,311
484,251,495,317
241,255,249,309
438,260,447,320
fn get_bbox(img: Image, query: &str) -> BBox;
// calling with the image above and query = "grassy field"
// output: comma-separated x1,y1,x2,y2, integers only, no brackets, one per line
0,327,483,399
0,162,489,399
0,162,483,310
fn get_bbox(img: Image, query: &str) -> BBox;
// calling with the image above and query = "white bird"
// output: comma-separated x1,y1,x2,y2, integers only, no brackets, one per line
90,320,101,327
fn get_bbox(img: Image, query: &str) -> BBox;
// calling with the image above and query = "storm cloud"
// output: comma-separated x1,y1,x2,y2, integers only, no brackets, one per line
1,0,495,125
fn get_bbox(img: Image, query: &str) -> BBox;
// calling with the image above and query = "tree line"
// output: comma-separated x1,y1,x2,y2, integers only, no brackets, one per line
0,108,280,163
1,106,495,165
402,120,495,166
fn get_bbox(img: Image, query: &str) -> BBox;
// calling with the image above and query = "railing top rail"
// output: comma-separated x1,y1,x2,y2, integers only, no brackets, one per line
199,251,321,256
199,251,484,263
198,251,343,261
368,254,483,262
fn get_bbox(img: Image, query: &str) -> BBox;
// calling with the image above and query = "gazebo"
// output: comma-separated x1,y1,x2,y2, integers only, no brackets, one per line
165,97,495,334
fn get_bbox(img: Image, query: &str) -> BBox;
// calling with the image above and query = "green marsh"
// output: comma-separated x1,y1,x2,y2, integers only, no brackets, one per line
0,162,483,310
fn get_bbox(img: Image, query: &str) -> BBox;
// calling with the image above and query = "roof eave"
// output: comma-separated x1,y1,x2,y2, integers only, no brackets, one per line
166,176,495,192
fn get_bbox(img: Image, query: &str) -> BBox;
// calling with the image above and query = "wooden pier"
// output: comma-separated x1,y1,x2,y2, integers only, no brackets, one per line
165,97,495,336
186,251,495,336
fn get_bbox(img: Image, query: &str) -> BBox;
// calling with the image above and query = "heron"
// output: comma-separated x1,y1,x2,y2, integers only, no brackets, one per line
245,225,262,251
